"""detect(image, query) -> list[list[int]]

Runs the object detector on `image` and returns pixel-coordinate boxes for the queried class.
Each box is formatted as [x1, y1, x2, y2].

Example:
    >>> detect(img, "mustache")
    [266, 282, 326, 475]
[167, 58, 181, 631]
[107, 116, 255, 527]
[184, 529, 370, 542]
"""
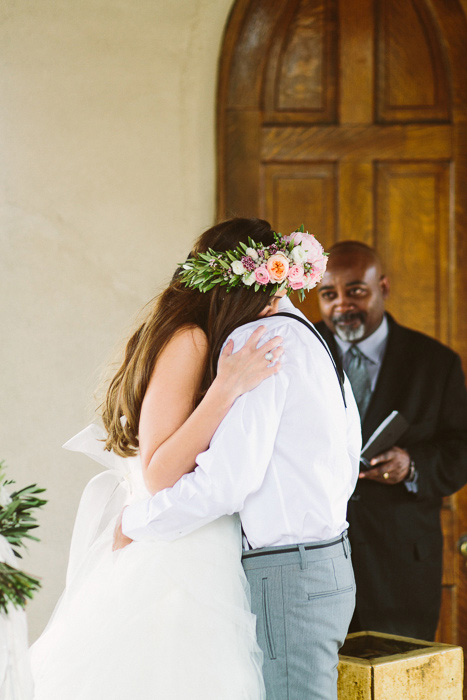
[332, 311, 366, 325]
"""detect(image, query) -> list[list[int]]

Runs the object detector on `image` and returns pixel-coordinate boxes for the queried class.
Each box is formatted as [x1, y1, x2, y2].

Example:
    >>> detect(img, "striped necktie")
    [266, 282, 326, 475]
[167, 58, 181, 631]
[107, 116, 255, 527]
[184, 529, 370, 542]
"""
[346, 345, 371, 419]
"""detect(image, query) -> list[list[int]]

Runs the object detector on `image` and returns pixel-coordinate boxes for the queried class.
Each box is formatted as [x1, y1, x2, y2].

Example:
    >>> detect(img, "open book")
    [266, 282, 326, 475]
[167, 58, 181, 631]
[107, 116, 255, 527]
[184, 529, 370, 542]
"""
[360, 411, 409, 471]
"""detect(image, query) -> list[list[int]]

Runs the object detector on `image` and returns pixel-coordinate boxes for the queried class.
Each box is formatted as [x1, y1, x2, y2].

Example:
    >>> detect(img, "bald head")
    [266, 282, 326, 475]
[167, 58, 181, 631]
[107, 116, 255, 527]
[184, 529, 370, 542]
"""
[318, 241, 389, 342]
[327, 241, 383, 275]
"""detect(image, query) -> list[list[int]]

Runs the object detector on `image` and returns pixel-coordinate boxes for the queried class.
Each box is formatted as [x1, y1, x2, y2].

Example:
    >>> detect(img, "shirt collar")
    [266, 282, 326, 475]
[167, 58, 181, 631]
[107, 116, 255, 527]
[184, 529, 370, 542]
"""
[334, 314, 389, 365]
[277, 296, 295, 312]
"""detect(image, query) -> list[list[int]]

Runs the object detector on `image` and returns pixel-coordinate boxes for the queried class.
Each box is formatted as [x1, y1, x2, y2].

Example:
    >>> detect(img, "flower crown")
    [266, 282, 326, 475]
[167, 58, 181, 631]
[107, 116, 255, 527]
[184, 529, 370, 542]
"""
[179, 226, 327, 302]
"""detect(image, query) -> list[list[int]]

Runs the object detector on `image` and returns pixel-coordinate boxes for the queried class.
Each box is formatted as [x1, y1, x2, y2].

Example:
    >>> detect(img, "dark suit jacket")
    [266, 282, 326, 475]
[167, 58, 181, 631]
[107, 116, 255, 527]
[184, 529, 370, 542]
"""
[315, 314, 467, 640]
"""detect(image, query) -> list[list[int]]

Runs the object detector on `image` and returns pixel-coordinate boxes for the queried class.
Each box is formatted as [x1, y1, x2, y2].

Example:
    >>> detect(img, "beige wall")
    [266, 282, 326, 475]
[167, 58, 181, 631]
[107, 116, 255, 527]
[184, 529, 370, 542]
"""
[0, 0, 233, 641]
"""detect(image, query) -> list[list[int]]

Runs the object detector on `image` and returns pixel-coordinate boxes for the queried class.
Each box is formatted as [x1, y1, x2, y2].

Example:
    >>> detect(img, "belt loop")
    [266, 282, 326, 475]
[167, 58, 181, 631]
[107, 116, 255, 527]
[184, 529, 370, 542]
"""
[342, 535, 349, 559]
[298, 544, 308, 570]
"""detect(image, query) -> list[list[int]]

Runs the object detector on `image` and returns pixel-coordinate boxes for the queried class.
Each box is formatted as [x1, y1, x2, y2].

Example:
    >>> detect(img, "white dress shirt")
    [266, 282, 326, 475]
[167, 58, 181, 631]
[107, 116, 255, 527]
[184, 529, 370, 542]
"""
[122, 298, 361, 548]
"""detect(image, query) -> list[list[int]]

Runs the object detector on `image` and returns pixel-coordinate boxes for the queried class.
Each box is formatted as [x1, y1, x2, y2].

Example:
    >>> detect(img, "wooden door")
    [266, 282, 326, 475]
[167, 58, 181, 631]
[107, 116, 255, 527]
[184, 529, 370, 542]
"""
[217, 0, 467, 651]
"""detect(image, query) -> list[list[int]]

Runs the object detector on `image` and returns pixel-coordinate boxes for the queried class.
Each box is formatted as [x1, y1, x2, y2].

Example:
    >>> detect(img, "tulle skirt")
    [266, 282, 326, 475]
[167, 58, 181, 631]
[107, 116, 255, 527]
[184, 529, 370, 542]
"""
[30, 514, 265, 699]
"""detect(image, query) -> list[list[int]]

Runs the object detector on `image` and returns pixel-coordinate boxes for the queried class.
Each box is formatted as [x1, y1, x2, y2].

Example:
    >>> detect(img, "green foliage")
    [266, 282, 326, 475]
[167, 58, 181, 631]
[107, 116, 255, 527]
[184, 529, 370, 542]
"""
[0, 562, 41, 615]
[0, 461, 47, 612]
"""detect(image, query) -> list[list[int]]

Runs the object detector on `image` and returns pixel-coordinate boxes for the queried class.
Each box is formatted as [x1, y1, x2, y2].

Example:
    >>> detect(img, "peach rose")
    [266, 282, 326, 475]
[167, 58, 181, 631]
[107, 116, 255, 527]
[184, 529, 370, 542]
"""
[266, 253, 289, 282]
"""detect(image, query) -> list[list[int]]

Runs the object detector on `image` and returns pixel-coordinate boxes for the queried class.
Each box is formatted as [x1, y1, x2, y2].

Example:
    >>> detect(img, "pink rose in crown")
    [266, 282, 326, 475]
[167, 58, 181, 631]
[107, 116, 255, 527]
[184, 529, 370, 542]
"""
[288, 231, 305, 246]
[267, 253, 289, 282]
[312, 255, 328, 275]
[255, 265, 270, 285]
[288, 264, 304, 284]
[290, 279, 305, 290]
[300, 233, 325, 263]
[303, 267, 325, 289]
[302, 272, 316, 290]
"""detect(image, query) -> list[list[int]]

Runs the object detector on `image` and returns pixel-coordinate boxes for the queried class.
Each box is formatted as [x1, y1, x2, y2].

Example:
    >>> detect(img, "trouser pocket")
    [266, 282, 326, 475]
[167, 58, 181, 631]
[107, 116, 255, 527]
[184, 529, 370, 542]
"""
[262, 577, 276, 660]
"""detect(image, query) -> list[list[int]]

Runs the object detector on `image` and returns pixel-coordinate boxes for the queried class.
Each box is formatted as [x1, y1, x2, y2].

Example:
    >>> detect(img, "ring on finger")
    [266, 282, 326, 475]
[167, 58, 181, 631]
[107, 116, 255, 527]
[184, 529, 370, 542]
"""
[383, 472, 389, 480]
[264, 352, 274, 361]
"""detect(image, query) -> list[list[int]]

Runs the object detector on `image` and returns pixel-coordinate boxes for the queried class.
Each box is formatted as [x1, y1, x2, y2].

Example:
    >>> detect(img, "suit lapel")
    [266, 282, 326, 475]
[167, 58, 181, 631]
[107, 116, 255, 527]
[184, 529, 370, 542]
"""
[361, 316, 412, 443]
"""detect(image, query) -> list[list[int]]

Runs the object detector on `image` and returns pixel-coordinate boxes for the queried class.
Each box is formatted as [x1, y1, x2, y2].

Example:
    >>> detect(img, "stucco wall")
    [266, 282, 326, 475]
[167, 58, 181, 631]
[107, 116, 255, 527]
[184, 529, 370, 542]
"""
[0, 0, 233, 641]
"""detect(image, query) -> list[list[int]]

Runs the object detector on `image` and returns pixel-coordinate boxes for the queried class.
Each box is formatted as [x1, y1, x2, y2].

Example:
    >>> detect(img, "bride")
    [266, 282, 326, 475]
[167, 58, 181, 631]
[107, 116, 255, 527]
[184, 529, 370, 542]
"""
[30, 218, 286, 699]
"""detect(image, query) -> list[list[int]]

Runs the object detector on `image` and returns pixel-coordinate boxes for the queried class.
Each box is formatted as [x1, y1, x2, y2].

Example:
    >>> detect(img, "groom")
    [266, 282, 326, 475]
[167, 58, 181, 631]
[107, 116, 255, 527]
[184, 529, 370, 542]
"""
[115, 295, 361, 700]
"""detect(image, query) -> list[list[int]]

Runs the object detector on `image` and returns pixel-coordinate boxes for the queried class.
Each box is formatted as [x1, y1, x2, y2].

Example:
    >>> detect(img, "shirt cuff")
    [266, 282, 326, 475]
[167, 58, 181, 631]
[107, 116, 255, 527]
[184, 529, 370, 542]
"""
[121, 500, 154, 541]
[404, 467, 419, 494]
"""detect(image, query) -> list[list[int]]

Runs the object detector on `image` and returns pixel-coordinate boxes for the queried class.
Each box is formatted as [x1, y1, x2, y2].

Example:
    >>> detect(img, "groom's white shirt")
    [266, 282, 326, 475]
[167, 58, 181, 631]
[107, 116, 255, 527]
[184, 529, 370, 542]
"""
[122, 298, 361, 548]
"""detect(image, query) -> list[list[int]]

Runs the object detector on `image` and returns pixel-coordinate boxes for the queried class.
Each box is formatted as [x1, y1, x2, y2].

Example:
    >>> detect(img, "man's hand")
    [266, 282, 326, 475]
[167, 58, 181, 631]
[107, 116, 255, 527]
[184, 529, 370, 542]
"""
[112, 509, 133, 551]
[359, 446, 410, 484]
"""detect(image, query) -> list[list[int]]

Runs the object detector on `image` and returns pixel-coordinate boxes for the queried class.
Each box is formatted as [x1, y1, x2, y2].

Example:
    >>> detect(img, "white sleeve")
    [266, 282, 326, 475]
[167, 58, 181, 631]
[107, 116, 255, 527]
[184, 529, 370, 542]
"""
[122, 369, 289, 541]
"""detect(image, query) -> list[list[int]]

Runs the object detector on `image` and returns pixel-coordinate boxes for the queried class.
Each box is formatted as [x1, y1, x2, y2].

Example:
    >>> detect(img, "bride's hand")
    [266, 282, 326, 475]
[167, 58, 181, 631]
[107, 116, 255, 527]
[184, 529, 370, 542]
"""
[216, 326, 283, 400]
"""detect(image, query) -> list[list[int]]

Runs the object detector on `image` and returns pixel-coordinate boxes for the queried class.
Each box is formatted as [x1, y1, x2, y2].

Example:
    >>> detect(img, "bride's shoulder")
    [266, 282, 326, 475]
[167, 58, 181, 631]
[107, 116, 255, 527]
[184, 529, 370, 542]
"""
[157, 325, 208, 372]
[171, 324, 208, 352]
[145, 326, 208, 399]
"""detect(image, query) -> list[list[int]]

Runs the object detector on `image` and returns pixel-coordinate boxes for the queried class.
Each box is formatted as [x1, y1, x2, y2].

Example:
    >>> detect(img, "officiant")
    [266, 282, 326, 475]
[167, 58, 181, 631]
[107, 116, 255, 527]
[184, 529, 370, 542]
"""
[315, 240, 467, 641]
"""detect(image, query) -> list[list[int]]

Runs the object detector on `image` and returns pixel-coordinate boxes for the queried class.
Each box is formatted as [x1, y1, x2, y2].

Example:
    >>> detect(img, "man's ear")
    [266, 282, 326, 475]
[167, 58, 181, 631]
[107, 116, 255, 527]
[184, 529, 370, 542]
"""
[380, 275, 390, 300]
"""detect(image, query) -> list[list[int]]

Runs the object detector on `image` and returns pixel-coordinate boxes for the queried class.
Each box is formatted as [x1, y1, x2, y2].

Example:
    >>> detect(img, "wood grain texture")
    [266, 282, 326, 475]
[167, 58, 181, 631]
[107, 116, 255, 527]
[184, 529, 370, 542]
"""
[225, 0, 285, 110]
[278, 0, 327, 112]
[261, 161, 338, 321]
[376, 0, 450, 122]
[339, 0, 374, 123]
[441, 501, 457, 587]
[436, 586, 457, 645]
[280, 0, 337, 118]
[221, 111, 263, 218]
[262, 162, 337, 244]
[261, 0, 338, 123]
[375, 160, 451, 342]
[338, 161, 374, 244]
[261, 124, 452, 161]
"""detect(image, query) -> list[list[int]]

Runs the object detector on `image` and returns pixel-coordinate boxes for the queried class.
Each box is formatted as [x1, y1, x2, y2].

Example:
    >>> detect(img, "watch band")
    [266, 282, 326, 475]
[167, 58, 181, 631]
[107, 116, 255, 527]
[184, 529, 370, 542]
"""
[405, 458, 416, 482]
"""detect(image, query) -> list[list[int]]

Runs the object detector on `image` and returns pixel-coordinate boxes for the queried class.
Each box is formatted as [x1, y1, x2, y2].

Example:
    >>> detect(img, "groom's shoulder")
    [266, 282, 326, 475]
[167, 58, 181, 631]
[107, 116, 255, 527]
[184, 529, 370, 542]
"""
[227, 311, 311, 352]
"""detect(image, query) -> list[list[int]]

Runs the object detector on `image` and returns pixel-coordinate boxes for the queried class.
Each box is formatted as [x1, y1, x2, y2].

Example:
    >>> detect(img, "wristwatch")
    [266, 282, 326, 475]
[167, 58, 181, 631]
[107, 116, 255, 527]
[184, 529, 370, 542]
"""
[405, 458, 417, 483]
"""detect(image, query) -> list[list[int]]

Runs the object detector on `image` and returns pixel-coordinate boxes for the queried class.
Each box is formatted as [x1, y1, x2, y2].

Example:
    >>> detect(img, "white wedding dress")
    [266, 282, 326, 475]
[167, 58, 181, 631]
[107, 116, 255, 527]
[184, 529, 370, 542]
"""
[30, 425, 265, 699]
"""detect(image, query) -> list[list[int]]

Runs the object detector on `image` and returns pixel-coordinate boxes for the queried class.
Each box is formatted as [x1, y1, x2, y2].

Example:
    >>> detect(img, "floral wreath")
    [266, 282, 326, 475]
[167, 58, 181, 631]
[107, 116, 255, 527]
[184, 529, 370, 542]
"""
[179, 225, 327, 302]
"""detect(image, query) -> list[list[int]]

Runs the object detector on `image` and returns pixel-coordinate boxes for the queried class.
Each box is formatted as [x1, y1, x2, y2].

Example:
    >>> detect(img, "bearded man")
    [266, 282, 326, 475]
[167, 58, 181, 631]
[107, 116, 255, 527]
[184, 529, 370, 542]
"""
[316, 240, 467, 641]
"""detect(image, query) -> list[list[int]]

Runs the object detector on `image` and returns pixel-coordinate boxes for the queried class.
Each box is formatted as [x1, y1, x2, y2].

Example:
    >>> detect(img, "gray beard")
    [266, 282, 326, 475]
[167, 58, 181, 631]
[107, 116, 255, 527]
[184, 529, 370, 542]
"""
[334, 324, 366, 342]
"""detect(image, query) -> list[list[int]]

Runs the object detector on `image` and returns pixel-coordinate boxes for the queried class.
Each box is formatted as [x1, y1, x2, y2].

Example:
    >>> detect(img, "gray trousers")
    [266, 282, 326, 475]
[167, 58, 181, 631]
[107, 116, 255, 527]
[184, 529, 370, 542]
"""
[242, 533, 355, 700]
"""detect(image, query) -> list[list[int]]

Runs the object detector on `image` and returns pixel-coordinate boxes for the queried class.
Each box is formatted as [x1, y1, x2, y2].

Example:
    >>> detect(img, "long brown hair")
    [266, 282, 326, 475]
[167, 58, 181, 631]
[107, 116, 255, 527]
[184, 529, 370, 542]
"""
[102, 218, 276, 456]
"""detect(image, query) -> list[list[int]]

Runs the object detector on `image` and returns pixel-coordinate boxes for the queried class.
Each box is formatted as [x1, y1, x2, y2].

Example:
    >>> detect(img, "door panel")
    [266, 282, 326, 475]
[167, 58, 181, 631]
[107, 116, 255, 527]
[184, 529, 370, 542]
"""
[375, 160, 452, 340]
[376, 0, 450, 122]
[262, 163, 337, 246]
[262, 162, 338, 320]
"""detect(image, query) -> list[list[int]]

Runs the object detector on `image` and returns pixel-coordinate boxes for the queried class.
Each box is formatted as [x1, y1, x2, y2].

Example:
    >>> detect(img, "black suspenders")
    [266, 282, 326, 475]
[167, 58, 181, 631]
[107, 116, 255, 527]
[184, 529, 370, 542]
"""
[273, 311, 347, 408]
